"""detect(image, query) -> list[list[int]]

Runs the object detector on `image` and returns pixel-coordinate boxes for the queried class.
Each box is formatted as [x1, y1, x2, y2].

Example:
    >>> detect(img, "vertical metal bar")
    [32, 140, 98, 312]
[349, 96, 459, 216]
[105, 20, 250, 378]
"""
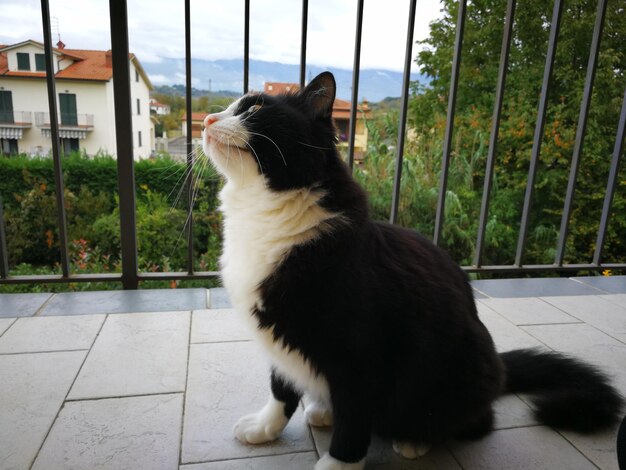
[389, 0, 418, 224]
[185, 0, 194, 274]
[514, 0, 564, 266]
[0, 197, 9, 278]
[244, 0, 250, 94]
[432, 0, 467, 244]
[474, 0, 516, 267]
[347, 0, 364, 170]
[555, 0, 607, 266]
[41, 0, 70, 278]
[300, 0, 308, 88]
[109, 0, 139, 289]
[593, 87, 626, 265]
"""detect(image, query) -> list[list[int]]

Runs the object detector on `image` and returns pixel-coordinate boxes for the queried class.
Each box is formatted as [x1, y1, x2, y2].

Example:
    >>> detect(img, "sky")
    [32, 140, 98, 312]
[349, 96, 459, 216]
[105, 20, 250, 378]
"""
[1, 0, 443, 76]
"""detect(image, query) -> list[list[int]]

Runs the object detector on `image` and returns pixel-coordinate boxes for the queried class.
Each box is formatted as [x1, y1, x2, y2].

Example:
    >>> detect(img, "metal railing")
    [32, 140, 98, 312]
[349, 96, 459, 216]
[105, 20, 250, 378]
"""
[0, 0, 624, 289]
[35, 112, 94, 129]
[0, 111, 32, 126]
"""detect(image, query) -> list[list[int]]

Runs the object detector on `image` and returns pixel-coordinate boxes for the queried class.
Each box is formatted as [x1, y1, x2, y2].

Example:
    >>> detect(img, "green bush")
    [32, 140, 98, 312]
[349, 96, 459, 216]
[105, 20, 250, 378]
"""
[1, 152, 224, 290]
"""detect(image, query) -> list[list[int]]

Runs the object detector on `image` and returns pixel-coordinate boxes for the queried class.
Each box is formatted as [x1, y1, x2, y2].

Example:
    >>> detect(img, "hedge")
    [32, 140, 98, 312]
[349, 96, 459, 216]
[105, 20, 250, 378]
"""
[0, 152, 221, 211]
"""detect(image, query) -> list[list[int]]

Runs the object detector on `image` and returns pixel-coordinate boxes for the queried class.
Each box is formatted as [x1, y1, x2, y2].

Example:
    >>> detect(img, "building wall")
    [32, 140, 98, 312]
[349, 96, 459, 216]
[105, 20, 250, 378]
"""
[0, 60, 153, 159]
[5, 44, 60, 73]
[0, 77, 116, 156]
[130, 60, 152, 159]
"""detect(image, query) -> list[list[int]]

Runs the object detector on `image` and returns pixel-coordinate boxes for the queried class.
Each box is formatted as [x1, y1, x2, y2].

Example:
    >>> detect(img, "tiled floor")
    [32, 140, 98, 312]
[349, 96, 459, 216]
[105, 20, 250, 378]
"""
[0, 276, 625, 469]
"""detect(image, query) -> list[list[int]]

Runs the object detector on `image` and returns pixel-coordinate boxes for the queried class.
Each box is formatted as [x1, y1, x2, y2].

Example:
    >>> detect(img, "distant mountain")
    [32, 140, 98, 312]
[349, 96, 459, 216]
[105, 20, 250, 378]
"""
[152, 84, 240, 99]
[143, 58, 428, 102]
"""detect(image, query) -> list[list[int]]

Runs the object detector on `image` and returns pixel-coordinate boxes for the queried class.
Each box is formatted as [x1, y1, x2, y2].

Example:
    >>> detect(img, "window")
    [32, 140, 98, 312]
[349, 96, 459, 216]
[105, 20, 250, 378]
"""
[17, 53, 30, 71]
[35, 53, 46, 71]
[0, 91, 14, 124]
[1, 138, 19, 156]
[135, 69, 139, 82]
[137, 99, 141, 115]
[138, 131, 142, 147]
[59, 93, 78, 126]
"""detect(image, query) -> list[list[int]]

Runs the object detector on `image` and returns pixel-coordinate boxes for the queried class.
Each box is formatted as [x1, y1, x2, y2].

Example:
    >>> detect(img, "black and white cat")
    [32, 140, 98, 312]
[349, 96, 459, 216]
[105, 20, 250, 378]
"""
[202, 72, 623, 470]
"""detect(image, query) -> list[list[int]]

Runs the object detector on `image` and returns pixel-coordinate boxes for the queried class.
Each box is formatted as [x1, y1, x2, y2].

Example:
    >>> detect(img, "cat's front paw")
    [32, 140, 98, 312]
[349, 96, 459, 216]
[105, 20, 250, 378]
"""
[233, 397, 289, 444]
[315, 453, 365, 470]
[392, 440, 431, 459]
[305, 401, 333, 427]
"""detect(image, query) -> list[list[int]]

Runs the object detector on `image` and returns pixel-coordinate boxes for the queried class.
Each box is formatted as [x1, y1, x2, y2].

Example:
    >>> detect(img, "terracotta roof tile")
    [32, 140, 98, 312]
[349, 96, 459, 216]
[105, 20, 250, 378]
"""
[182, 112, 209, 121]
[0, 41, 144, 84]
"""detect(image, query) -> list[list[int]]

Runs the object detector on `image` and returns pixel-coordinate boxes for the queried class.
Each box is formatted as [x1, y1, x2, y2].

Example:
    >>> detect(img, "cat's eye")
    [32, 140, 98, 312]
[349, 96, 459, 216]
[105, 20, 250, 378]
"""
[248, 104, 262, 113]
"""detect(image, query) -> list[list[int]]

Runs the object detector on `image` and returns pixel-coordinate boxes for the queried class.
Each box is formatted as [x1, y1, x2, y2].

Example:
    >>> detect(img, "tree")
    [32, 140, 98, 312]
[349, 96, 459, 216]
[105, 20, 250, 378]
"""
[408, 0, 626, 267]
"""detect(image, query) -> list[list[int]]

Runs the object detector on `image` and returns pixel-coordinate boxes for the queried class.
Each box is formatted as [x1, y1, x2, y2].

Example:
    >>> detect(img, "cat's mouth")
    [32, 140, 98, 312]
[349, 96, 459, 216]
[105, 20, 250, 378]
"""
[205, 132, 249, 153]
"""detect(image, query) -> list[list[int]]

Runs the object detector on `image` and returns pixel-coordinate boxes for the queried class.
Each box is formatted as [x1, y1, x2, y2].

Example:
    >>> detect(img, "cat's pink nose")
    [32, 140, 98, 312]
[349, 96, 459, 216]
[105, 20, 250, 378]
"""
[204, 114, 217, 128]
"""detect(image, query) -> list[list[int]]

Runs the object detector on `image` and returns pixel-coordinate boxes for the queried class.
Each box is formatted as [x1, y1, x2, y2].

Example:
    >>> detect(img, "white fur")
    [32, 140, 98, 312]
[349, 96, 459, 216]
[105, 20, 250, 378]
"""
[204, 96, 343, 403]
[305, 399, 334, 427]
[234, 394, 289, 444]
[315, 453, 365, 470]
[392, 440, 431, 459]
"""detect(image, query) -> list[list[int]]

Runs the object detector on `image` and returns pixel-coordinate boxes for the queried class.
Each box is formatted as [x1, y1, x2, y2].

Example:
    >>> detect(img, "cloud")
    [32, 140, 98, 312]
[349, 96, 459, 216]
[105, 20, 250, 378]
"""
[1, 0, 442, 73]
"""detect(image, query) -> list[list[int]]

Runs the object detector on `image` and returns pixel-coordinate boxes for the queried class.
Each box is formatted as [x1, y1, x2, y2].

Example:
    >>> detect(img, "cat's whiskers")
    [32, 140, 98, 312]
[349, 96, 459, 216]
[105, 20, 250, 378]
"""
[168, 147, 206, 214]
[235, 139, 246, 180]
[246, 130, 287, 167]
[296, 141, 332, 150]
[171, 154, 209, 255]
[245, 141, 265, 177]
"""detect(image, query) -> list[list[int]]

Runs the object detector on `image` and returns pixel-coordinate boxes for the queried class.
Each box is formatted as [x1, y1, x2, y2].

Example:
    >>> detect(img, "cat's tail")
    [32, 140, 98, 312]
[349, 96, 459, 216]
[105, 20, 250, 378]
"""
[500, 348, 624, 433]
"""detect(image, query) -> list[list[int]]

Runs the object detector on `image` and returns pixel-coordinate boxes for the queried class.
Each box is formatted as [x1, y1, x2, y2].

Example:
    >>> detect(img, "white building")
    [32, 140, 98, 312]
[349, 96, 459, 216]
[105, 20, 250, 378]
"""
[149, 98, 170, 115]
[0, 39, 155, 160]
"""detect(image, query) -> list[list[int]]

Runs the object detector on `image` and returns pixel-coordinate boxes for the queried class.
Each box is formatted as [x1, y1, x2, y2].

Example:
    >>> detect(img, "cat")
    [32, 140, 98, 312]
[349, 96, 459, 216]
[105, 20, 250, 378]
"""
[201, 71, 624, 470]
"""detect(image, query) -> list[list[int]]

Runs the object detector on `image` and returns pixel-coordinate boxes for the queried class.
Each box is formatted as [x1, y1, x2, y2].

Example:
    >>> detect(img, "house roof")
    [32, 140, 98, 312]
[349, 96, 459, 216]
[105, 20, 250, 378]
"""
[263, 82, 370, 120]
[0, 40, 152, 89]
[181, 112, 209, 121]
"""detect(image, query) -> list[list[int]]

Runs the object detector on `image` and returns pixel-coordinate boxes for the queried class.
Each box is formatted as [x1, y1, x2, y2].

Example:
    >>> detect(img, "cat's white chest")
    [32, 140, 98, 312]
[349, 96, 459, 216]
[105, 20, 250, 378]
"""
[219, 181, 333, 401]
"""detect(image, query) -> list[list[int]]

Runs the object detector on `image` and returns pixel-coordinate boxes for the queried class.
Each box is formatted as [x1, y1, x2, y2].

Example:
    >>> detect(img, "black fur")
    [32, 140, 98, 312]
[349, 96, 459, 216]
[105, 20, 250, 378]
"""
[270, 368, 301, 419]
[227, 72, 624, 464]
[501, 349, 624, 432]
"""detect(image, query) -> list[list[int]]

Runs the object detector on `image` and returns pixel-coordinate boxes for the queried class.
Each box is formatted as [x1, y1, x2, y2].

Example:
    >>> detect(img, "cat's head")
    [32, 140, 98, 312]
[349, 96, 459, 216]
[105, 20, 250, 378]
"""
[202, 72, 338, 190]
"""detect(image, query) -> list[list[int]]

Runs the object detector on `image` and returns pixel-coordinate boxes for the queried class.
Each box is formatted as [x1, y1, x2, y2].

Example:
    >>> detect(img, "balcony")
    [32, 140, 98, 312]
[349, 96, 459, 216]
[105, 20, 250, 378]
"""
[34, 112, 94, 139]
[0, 111, 32, 139]
[0, 277, 625, 469]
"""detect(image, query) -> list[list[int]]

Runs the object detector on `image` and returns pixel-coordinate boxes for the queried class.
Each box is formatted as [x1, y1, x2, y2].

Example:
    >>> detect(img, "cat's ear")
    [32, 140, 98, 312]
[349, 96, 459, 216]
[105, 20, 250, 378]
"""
[302, 72, 336, 119]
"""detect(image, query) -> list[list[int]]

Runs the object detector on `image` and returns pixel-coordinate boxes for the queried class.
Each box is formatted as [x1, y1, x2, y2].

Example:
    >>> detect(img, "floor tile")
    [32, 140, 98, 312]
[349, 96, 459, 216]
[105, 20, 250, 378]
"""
[479, 298, 580, 325]
[0, 317, 16, 336]
[0, 351, 86, 470]
[521, 323, 626, 392]
[311, 428, 461, 470]
[32, 393, 183, 470]
[472, 278, 602, 298]
[561, 423, 621, 470]
[68, 311, 190, 399]
[0, 292, 53, 318]
[476, 303, 545, 352]
[180, 452, 319, 469]
[573, 276, 626, 294]
[0, 315, 105, 353]
[492, 394, 539, 430]
[41, 288, 207, 315]
[208, 287, 232, 309]
[182, 341, 314, 464]
[472, 289, 488, 299]
[191, 309, 252, 343]
[449, 426, 596, 469]
[542, 295, 626, 343]
[602, 294, 626, 309]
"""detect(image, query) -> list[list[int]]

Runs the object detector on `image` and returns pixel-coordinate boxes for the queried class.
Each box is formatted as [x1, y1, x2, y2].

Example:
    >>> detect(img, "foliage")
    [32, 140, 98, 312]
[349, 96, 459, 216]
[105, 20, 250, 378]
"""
[396, 0, 626, 268]
[0, 153, 223, 292]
